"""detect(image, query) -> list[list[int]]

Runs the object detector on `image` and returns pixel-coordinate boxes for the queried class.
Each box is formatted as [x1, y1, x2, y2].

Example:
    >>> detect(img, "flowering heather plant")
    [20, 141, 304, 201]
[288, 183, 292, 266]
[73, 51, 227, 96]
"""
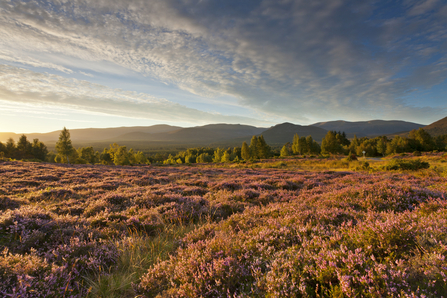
[0, 160, 446, 296]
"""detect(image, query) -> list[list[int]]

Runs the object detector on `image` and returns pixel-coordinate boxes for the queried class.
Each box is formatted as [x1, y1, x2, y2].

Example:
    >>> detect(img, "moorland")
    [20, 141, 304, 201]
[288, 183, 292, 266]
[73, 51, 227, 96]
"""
[1, 152, 447, 297]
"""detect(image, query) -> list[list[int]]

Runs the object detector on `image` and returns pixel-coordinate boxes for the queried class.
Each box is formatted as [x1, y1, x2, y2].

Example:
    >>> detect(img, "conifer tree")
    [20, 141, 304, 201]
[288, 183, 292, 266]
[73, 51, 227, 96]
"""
[298, 136, 307, 155]
[292, 134, 299, 154]
[31, 139, 48, 161]
[56, 127, 74, 163]
[241, 141, 250, 160]
[5, 138, 16, 158]
[321, 131, 342, 154]
[17, 135, 32, 159]
[257, 135, 270, 159]
[280, 144, 290, 157]
[213, 148, 224, 163]
[249, 136, 258, 159]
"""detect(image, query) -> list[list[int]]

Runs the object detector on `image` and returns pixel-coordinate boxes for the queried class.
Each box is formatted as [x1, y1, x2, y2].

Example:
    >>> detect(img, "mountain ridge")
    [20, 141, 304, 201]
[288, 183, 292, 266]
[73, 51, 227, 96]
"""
[311, 120, 424, 137]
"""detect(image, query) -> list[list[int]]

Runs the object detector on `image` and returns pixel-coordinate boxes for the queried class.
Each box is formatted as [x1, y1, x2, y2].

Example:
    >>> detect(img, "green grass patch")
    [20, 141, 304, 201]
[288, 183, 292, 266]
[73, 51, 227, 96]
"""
[84, 223, 198, 298]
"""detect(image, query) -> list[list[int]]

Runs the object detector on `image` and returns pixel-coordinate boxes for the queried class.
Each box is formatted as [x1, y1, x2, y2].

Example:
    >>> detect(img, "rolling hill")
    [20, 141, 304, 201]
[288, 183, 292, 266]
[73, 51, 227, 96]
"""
[0, 125, 182, 143]
[261, 123, 328, 144]
[0, 124, 268, 149]
[311, 120, 424, 137]
[423, 116, 447, 137]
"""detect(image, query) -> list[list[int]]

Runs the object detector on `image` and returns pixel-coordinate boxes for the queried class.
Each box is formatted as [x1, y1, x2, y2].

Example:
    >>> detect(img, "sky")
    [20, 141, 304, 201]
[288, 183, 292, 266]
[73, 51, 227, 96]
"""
[0, 0, 446, 133]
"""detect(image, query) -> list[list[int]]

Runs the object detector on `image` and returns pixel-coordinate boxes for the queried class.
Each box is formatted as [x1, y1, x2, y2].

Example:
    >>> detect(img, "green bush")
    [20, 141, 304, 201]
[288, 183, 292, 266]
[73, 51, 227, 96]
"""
[382, 159, 430, 171]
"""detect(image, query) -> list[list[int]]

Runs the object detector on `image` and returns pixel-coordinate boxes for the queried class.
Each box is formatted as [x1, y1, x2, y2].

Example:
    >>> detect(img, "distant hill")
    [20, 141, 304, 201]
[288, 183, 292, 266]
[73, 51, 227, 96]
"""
[112, 124, 267, 144]
[261, 123, 328, 144]
[0, 125, 182, 143]
[0, 124, 268, 148]
[311, 120, 424, 137]
[423, 116, 447, 137]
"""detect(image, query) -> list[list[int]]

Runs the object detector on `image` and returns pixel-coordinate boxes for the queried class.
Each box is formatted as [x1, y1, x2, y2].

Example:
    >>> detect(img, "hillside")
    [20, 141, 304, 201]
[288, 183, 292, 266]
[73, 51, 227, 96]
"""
[0, 124, 268, 150]
[0, 125, 182, 143]
[312, 120, 424, 137]
[423, 116, 447, 137]
[261, 122, 328, 144]
[110, 124, 267, 144]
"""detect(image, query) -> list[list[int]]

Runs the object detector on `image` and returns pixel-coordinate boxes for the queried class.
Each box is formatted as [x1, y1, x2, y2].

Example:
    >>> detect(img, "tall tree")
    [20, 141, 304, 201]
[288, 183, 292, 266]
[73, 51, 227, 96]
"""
[241, 141, 250, 160]
[17, 135, 32, 159]
[257, 135, 270, 159]
[292, 134, 299, 154]
[31, 139, 48, 161]
[298, 136, 307, 155]
[249, 136, 259, 159]
[280, 143, 290, 157]
[5, 138, 16, 158]
[56, 127, 74, 163]
[321, 131, 342, 155]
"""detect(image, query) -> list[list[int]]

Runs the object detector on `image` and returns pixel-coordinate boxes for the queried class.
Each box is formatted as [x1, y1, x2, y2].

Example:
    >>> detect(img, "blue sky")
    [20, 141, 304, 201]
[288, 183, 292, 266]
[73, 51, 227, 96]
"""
[0, 0, 446, 133]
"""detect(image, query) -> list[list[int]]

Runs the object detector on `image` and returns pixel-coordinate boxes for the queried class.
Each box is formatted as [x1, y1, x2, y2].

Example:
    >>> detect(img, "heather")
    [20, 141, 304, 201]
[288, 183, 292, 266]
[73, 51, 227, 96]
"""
[0, 157, 446, 297]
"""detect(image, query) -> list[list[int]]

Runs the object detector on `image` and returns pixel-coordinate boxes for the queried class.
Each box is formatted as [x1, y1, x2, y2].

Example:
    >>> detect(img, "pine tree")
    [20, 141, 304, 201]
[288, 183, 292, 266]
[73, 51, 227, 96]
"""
[56, 127, 74, 163]
[292, 134, 299, 154]
[257, 135, 270, 159]
[321, 131, 342, 155]
[280, 144, 290, 157]
[298, 137, 307, 155]
[249, 136, 259, 159]
[5, 138, 15, 158]
[241, 141, 250, 160]
[17, 135, 32, 159]
[305, 136, 313, 154]
[31, 139, 48, 161]
[213, 148, 224, 163]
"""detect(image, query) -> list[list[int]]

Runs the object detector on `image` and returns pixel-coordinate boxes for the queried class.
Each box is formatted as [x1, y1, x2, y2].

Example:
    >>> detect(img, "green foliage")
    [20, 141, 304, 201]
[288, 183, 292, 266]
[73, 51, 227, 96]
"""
[249, 136, 259, 159]
[321, 131, 343, 155]
[197, 153, 212, 163]
[280, 143, 290, 157]
[114, 146, 130, 166]
[409, 128, 435, 151]
[56, 127, 75, 163]
[292, 134, 299, 154]
[241, 142, 250, 160]
[213, 148, 225, 163]
[257, 135, 270, 159]
[77, 147, 98, 164]
[382, 159, 430, 171]
[221, 151, 231, 163]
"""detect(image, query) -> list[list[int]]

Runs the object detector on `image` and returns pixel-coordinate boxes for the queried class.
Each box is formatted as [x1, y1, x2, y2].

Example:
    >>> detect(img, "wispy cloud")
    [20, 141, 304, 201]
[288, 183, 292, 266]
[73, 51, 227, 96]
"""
[0, 0, 446, 125]
[0, 65, 272, 126]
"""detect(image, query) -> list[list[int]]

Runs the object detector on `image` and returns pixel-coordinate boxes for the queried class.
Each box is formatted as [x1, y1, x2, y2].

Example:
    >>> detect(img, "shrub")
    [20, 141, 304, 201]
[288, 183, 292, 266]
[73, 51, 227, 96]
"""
[382, 159, 430, 171]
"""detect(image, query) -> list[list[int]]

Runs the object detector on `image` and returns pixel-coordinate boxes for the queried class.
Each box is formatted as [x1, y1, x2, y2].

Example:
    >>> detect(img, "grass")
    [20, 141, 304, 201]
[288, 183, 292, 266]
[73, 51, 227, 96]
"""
[84, 222, 198, 298]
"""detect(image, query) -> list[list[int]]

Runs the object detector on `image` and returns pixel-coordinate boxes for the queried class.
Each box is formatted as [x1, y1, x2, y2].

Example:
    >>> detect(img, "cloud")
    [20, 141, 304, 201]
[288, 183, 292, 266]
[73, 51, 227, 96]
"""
[0, 0, 446, 124]
[0, 65, 272, 126]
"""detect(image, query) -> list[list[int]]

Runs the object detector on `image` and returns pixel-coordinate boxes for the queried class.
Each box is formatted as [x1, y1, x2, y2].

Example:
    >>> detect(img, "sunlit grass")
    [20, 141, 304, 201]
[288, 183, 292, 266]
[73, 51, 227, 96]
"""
[84, 223, 198, 298]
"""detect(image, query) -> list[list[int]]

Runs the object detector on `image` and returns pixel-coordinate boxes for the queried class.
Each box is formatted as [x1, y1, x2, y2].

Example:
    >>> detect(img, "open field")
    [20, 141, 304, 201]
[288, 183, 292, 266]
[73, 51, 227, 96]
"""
[1, 155, 447, 297]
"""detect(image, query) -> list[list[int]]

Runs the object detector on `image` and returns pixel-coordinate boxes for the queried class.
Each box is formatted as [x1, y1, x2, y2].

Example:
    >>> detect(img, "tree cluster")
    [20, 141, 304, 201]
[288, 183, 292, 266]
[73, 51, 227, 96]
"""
[0, 135, 48, 161]
[53, 128, 148, 166]
[161, 135, 272, 164]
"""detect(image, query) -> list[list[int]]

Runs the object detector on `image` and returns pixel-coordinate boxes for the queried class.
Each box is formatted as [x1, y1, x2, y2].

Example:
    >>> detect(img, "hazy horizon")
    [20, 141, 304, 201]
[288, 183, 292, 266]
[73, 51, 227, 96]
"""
[1, 1, 446, 133]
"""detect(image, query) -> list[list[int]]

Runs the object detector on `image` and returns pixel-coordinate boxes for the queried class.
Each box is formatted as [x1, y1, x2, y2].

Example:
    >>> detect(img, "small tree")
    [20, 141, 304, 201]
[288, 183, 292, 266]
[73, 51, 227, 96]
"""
[56, 127, 74, 163]
[280, 143, 290, 157]
[114, 146, 130, 166]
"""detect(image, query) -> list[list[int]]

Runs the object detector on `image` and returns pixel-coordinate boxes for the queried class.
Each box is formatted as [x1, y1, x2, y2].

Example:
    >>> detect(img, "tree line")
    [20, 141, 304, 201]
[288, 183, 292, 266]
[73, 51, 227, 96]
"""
[0, 127, 149, 166]
[1, 127, 446, 165]
[279, 128, 447, 157]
